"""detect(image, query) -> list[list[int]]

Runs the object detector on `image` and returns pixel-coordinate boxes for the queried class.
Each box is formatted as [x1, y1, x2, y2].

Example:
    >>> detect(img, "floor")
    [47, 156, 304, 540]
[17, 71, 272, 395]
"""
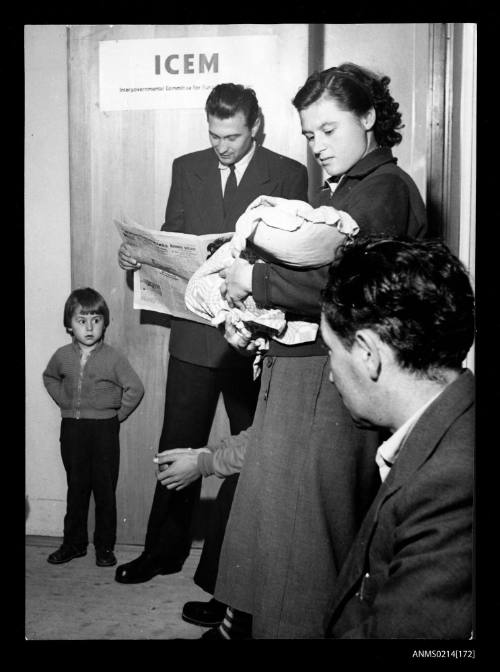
[25, 535, 213, 640]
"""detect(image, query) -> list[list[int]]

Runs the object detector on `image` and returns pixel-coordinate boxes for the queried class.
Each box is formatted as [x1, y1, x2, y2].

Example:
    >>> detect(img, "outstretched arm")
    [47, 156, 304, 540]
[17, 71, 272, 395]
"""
[154, 449, 206, 490]
[154, 429, 253, 489]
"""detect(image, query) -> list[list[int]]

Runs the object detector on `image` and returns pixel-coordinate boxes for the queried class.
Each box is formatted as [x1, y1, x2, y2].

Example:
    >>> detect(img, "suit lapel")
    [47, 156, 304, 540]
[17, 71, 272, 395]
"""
[382, 370, 474, 492]
[329, 481, 391, 613]
[186, 145, 282, 232]
[328, 370, 475, 622]
[187, 149, 225, 233]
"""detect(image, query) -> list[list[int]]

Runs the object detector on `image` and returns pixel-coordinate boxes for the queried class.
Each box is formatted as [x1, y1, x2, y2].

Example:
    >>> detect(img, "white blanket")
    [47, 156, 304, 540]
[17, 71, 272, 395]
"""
[184, 196, 359, 366]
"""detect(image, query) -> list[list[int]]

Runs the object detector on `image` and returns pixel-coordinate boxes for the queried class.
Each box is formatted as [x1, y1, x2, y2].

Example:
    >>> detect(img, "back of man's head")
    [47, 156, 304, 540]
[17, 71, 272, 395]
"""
[205, 83, 260, 129]
[322, 237, 475, 376]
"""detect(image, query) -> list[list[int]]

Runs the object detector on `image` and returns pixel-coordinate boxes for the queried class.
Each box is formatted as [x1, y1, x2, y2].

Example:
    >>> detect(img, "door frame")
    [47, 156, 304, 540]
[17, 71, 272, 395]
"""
[427, 22, 476, 269]
[427, 22, 476, 370]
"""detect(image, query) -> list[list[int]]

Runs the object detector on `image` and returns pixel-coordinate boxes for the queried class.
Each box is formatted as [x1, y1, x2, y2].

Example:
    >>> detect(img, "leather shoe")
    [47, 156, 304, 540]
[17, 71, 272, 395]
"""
[47, 544, 87, 564]
[115, 552, 182, 584]
[182, 598, 227, 627]
[96, 548, 117, 567]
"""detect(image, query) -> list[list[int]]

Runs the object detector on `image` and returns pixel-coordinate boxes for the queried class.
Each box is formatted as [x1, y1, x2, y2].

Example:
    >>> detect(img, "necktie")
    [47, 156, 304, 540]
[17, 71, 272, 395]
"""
[223, 164, 237, 214]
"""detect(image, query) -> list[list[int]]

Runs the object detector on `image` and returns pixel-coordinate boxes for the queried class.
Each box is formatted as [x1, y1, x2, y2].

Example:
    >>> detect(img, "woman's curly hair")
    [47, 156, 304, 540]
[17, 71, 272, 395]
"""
[292, 62, 404, 147]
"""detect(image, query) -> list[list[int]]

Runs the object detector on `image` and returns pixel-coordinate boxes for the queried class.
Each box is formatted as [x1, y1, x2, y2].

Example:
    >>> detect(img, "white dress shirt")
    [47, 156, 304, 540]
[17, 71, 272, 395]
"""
[375, 391, 442, 482]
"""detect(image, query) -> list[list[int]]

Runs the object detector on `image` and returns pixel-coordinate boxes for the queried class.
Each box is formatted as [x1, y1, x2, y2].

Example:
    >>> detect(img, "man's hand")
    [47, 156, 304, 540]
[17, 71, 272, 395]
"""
[118, 243, 141, 271]
[219, 258, 253, 308]
[153, 448, 209, 490]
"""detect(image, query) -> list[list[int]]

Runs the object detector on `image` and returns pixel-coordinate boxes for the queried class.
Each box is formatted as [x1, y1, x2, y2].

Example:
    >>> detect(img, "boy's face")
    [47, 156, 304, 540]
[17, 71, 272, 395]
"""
[70, 306, 105, 350]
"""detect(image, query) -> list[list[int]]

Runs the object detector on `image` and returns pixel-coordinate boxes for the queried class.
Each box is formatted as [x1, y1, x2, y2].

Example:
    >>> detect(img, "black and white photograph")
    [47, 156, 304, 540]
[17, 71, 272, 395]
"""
[25, 22, 480, 653]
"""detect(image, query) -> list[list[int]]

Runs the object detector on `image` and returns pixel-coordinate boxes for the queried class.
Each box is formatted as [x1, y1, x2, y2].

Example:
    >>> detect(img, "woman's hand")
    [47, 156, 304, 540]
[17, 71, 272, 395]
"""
[246, 194, 281, 210]
[223, 315, 259, 356]
[153, 448, 209, 490]
[118, 243, 141, 271]
[219, 258, 253, 308]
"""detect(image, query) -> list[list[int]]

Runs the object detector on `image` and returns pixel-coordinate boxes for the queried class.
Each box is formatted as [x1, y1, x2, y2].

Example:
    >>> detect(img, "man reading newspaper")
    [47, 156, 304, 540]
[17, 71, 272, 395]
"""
[115, 82, 308, 632]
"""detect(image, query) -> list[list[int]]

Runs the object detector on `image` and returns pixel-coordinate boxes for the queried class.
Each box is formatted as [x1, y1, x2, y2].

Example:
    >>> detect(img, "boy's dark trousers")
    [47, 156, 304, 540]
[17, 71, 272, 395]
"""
[60, 416, 120, 550]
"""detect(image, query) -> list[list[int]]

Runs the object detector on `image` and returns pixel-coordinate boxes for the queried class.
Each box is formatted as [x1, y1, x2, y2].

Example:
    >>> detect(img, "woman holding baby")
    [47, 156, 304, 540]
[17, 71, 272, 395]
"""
[158, 62, 427, 639]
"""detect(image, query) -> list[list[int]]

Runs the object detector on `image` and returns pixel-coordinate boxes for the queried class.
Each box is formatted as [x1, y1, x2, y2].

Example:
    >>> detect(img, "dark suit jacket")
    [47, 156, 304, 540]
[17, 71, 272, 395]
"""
[327, 370, 474, 639]
[161, 145, 308, 368]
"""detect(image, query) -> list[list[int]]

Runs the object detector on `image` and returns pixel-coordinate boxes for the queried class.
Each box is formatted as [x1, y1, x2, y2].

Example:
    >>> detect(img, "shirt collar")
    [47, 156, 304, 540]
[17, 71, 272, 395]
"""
[321, 147, 397, 192]
[218, 140, 257, 175]
[375, 390, 442, 482]
[323, 174, 345, 193]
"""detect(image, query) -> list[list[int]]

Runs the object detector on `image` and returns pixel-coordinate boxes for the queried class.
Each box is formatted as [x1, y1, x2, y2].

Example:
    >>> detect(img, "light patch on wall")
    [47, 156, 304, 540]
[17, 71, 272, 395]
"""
[99, 35, 279, 111]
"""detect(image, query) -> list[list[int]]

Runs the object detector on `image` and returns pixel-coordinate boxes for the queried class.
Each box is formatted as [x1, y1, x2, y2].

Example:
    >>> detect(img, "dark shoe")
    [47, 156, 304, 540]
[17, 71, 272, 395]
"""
[182, 598, 227, 627]
[200, 627, 226, 639]
[114, 552, 182, 584]
[96, 548, 117, 567]
[47, 544, 87, 564]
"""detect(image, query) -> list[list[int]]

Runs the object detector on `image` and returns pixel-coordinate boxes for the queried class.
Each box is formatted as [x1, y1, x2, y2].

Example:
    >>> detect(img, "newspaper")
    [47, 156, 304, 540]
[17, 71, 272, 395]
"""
[115, 218, 232, 322]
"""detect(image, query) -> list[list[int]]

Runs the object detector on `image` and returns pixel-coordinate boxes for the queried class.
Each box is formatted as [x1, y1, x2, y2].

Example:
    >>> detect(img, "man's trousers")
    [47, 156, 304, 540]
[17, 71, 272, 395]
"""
[143, 356, 259, 588]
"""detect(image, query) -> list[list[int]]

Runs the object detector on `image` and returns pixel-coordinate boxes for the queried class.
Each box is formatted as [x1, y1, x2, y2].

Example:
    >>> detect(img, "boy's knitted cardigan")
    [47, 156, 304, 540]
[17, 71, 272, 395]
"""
[43, 340, 144, 421]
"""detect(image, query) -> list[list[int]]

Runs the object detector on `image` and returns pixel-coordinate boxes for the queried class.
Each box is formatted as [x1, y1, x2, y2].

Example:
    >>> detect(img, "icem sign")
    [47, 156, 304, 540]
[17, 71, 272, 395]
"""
[99, 36, 278, 111]
[154, 53, 219, 75]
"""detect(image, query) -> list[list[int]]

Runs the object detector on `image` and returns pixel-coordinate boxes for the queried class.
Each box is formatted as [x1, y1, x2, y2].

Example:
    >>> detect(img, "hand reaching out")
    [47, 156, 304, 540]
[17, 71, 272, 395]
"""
[153, 448, 211, 490]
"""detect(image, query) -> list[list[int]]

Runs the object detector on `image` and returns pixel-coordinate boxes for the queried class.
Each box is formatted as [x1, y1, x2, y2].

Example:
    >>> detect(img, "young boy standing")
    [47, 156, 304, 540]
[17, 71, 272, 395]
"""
[43, 288, 144, 567]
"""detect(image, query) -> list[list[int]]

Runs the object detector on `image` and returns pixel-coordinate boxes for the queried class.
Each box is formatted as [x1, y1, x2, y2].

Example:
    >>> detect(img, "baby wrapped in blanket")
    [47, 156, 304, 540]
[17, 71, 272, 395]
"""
[185, 195, 359, 363]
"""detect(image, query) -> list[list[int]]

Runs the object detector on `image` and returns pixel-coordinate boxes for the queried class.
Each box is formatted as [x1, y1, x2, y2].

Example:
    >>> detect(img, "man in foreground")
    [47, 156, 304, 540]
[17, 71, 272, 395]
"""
[320, 236, 474, 639]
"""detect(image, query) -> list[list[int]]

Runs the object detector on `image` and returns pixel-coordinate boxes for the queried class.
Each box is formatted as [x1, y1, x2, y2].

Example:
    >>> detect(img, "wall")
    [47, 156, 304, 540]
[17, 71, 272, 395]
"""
[322, 23, 429, 198]
[25, 23, 311, 543]
[25, 25, 72, 535]
[67, 23, 310, 543]
[451, 23, 477, 280]
[453, 23, 477, 371]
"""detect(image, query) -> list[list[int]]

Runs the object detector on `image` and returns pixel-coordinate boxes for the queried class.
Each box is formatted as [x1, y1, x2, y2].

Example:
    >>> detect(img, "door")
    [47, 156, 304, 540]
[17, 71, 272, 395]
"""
[67, 23, 310, 543]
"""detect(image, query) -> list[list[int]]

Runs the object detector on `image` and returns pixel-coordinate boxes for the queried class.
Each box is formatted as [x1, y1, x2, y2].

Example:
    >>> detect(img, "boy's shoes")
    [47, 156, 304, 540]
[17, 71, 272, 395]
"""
[96, 548, 117, 567]
[47, 544, 87, 564]
[182, 598, 227, 627]
[115, 552, 182, 583]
